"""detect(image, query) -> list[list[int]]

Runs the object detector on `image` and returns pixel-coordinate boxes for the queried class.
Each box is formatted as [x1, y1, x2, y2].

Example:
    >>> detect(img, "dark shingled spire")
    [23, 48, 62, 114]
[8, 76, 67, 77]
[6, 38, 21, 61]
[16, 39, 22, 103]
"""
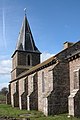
[16, 15, 41, 53]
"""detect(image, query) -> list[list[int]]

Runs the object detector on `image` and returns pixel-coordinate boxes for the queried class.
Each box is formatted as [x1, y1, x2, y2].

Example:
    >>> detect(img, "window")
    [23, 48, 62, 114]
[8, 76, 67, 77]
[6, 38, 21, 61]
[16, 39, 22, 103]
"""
[24, 78, 28, 94]
[14, 83, 16, 93]
[16, 81, 19, 93]
[74, 69, 80, 89]
[42, 72, 45, 92]
[26, 54, 32, 66]
[27, 54, 30, 66]
[33, 73, 37, 91]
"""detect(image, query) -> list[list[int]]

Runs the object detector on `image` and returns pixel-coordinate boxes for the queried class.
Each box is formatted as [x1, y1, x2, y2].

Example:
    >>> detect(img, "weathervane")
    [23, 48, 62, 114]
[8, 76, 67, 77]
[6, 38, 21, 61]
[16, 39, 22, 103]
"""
[24, 8, 26, 16]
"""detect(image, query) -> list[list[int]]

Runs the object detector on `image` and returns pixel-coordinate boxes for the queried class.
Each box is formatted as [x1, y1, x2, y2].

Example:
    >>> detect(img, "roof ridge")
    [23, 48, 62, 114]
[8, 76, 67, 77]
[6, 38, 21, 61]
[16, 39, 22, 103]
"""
[15, 15, 41, 53]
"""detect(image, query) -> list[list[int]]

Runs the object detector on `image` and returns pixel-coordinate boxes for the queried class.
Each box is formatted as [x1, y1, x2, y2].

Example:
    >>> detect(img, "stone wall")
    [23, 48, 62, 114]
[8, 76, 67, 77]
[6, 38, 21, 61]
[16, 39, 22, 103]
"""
[38, 65, 55, 115]
[31, 53, 40, 66]
[18, 77, 26, 109]
[11, 52, 18, 81]
[27, 74, 34, 110]
[11, 69, 17, 80]
[21, 77, 28, 109]
[74, 91, 80, 116]
[69, 58, 80, 93]
[29, 73, 38, 110]
[13, 81, 19, 107]
[6, 84, 11, 104]
[8, 41, 80, 116]
[48, 62, 70, 115]
[12, 52, 18, 70]
[17, 51, 40, 67]
[68, 57, 80, 117]
[11, 51, 40, 80]
[11, 81, 17, 107]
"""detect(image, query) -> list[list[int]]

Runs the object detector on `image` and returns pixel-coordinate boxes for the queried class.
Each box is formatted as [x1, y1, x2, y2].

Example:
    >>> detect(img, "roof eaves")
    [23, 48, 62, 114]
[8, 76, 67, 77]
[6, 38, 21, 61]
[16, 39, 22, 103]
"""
[10, 56, 57, 83]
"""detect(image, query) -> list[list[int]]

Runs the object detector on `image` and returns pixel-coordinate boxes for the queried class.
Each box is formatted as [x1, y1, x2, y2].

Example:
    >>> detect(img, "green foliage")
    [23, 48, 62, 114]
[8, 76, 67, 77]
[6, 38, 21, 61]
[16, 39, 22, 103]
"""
[0, 94, 6, 101]
[0, 88, 8, 103]
[0, 104, 80, 120]
[0, 87, 8, 95]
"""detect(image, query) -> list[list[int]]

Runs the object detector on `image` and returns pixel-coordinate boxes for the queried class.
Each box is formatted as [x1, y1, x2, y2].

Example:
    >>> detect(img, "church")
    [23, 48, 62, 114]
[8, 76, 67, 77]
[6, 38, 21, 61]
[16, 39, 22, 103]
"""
[7, 14, 80, 117]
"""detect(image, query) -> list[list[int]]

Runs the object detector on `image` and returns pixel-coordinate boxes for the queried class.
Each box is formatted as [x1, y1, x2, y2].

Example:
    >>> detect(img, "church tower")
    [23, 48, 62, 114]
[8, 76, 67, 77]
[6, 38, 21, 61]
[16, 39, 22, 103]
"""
[11, 14, 41, 80]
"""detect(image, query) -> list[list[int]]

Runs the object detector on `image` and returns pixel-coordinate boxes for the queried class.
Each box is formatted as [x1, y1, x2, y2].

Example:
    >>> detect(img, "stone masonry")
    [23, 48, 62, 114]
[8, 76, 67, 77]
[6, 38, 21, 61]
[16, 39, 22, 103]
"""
[7, 14, 80, 117]
[68, 55, 80, 117]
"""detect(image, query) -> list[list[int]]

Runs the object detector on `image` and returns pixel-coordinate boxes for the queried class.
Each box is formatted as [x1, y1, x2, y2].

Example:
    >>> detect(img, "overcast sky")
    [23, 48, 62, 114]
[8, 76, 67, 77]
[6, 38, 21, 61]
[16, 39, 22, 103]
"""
[0, 0, 80, 89]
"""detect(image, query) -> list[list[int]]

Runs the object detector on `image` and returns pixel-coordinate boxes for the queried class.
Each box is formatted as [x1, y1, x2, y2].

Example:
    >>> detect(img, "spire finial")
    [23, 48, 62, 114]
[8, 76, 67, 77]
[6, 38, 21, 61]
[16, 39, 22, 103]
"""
[24, 8, 26, 16]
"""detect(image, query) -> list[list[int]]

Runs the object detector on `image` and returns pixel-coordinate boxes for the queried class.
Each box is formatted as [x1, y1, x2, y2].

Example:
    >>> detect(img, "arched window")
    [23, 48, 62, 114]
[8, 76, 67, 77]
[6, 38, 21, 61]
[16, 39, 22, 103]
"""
[24, 78, 28, 93]
[74, 69, 80, 89]
[42, 71, 45, 92]
[28, 54, 30, 66]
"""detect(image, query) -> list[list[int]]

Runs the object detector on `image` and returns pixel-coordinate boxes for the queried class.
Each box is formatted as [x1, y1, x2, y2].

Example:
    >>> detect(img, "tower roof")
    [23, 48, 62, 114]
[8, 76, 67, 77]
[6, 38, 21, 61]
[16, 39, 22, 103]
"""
[16, 15, 41, 53]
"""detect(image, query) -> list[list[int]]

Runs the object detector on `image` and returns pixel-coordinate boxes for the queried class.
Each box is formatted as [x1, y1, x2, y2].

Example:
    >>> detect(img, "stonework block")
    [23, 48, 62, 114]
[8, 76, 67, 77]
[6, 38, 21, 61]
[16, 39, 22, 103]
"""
[6, 84, 11, 104]
[19, 77, 26, 109]
[9, 33, 80, 118]
[11, 82, 16, 107]
[27, 73, 38, 110]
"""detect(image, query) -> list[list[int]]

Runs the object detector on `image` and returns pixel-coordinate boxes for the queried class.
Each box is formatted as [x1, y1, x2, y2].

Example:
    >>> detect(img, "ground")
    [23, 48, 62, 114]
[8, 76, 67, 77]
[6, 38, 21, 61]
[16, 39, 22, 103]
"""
[0, 104, 79, 120]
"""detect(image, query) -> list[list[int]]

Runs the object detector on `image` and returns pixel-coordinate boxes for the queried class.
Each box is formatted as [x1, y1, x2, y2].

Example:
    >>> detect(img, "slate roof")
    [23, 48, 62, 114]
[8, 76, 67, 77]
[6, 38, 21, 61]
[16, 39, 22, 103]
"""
[10, 41, 80, 83]
[10, 56, 57, 83]
[16, 15, 41, 53]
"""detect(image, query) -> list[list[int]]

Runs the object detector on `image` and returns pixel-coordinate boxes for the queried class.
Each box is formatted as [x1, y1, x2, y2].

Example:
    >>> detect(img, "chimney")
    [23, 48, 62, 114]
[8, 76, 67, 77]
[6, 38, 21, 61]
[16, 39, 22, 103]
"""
[63, 41, 74, 49]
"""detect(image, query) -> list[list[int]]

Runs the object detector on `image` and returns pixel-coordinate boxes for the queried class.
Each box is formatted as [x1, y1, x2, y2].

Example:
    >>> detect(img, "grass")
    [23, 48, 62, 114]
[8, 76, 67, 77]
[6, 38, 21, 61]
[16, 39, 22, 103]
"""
[31, 114, 80, 120]
[0, 104, 80, 120]
[0, 104, 43, 118]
